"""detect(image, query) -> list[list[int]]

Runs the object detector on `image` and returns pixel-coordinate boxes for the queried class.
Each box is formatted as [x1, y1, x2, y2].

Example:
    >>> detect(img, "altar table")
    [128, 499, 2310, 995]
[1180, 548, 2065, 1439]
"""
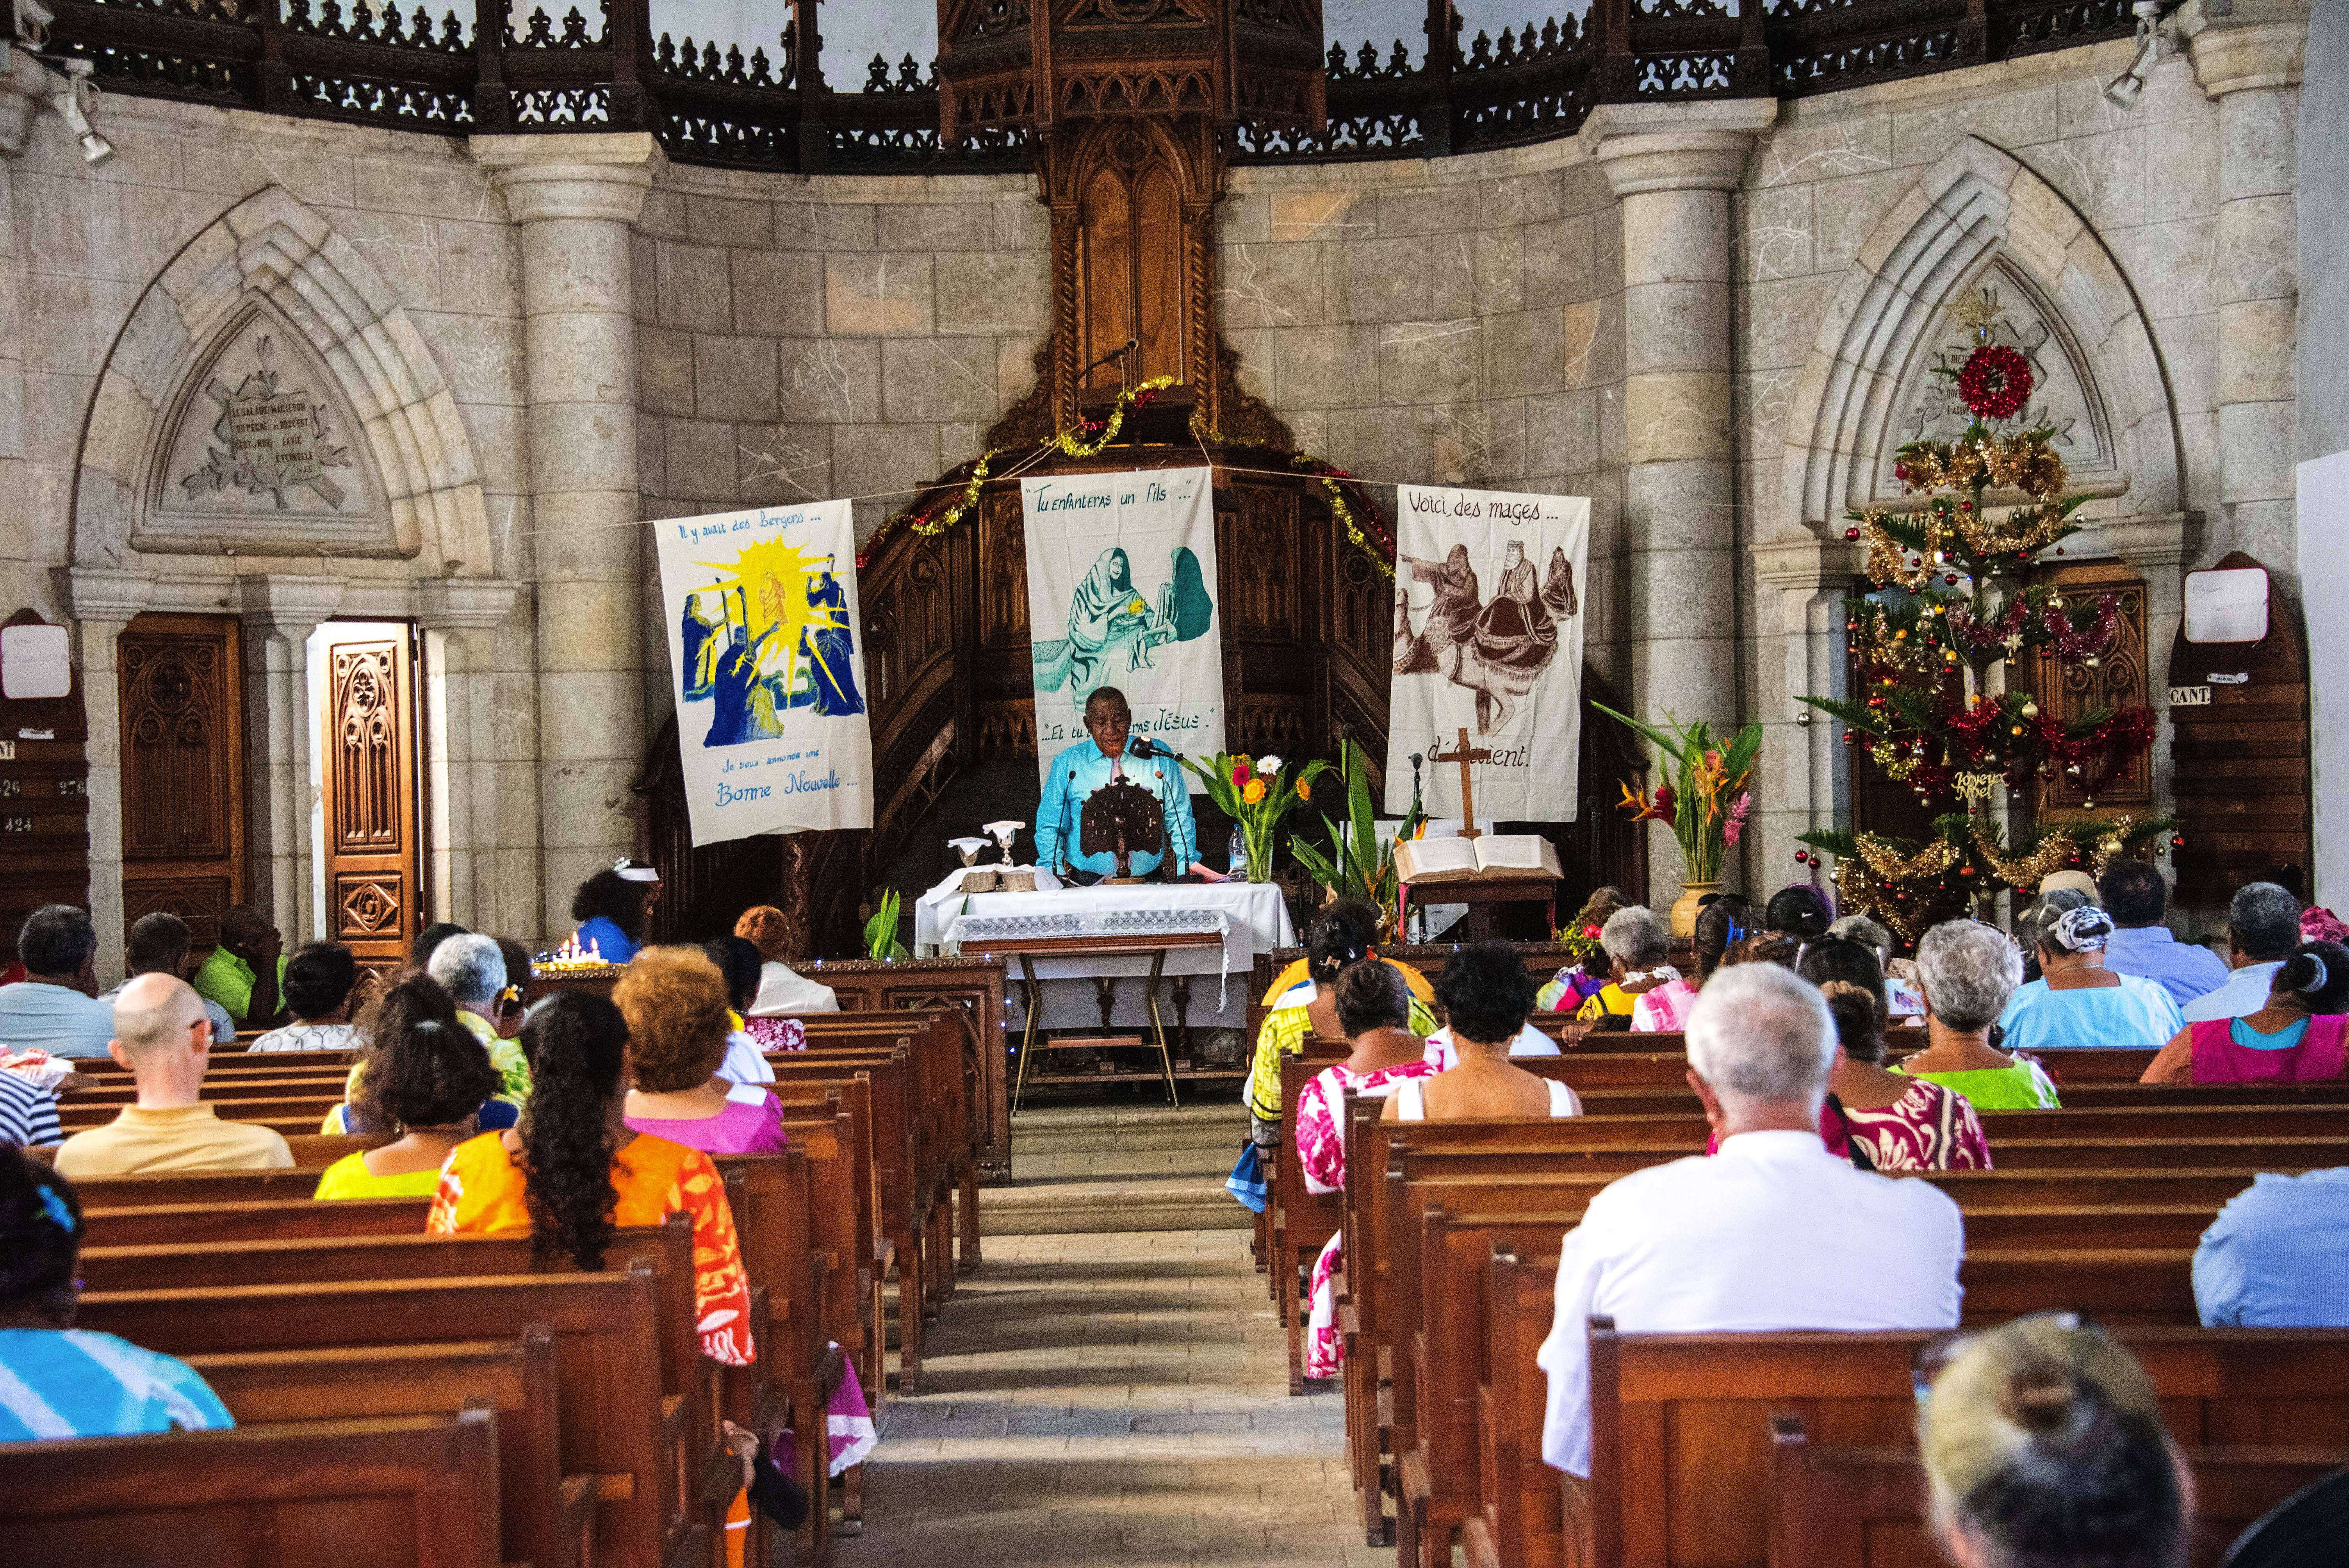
[912, 870, 1296, 1035]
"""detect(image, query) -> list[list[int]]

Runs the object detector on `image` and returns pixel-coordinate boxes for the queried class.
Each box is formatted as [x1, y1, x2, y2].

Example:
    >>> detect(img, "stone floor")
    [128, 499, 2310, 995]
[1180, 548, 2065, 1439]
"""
[838, 1228, 1381, 1566]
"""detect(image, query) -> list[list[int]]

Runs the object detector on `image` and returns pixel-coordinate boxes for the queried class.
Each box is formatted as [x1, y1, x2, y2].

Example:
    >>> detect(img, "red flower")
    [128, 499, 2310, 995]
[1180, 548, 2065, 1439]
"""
[1956, 344, 2034, 421]
[1231, 758, 1253, 787]
[1652, 784, 1677, 827]
[1581, 923, 1602, 939]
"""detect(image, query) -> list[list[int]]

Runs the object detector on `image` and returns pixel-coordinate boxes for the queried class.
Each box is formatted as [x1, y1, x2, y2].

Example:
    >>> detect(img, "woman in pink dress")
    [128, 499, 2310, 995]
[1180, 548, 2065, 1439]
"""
[1797, 937, 1989, 1172]
[1297, 960, 1436, 1380]
[614, 948, 877, 1490]
[2140, 940, 2349, 1084]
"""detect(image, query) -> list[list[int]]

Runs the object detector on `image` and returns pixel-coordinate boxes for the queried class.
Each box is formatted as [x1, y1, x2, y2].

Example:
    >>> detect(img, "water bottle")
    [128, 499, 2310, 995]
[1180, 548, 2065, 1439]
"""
[1229, 824, 1247, 881]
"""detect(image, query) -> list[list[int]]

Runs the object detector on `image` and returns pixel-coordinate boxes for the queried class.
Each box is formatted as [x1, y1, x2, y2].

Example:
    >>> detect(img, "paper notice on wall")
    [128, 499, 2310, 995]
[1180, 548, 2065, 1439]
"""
[656, 500, 875, 846]
[1020, 466, 1225, 789]
[1383, 483, 1590, 821]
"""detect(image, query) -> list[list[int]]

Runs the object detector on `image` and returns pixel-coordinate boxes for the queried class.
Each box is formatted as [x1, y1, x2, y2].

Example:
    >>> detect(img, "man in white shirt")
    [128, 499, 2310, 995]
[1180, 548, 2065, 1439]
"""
[2181, 882, 2301, 1023]
[1535, 963, 1964, 1477]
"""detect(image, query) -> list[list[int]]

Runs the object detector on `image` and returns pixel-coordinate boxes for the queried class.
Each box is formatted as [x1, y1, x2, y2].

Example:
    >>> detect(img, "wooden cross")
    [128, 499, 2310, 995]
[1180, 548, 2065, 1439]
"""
[1429, 726, 1492, 839]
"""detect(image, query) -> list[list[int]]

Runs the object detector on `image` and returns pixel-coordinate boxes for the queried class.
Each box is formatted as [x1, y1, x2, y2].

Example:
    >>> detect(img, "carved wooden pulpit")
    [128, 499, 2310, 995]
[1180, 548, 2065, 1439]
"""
[1079, 775, 1166, 882]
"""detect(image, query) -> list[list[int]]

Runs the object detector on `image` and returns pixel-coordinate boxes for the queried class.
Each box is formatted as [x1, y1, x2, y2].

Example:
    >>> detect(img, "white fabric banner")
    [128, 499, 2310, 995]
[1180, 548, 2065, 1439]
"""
[1021, 466, 1224, 789]
[1383, 483, 1590, 821]
[656, 500, 875, 845]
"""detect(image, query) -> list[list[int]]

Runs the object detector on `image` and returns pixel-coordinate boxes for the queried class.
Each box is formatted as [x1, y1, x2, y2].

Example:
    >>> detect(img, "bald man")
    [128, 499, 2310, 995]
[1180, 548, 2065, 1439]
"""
[53, 974, 293, 1179]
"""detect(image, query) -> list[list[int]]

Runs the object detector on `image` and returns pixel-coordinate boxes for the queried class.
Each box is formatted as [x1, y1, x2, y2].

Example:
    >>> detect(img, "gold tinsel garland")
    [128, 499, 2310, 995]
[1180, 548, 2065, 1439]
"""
[1966, 817, 2142, 887]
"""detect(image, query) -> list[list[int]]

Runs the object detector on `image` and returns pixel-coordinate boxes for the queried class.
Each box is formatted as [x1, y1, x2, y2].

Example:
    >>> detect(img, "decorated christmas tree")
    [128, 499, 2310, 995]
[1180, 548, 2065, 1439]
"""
[1797, 291, 2169, 942]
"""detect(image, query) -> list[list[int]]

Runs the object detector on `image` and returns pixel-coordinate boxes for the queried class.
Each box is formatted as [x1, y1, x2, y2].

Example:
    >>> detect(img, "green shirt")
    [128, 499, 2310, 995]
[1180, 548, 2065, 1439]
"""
[460, 1010, 534, 1104]
[191, 947, 287, 1025]
[1898, 1060, 2061, 1110]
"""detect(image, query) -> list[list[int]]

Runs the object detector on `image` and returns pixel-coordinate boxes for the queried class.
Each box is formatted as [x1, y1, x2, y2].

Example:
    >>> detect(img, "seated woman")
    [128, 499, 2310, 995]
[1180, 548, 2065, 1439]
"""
[426, 990, 756, 1367]
[734, 905, 838, 1042]
[569, 861, 658, 964]
[1296, 960, 1436, 1380]
[1919, 1315, 2185, 1568]
[1618, 907, 1699, 1032]
[1798, 937, 1989, 1172]
[1259, 897, 1433, 1012]
[321, 974, 518, 1138]
[315, 976, 502, 1199]
[1998, 895, 2182, 1053]
[0, 1145, 235, 1438]
[247, 941, 362, 1052]
[1829, 912, 1924, 1024]
[1898, 920, 2061, 1109]
[1567, 905, 1682, 1029]
[2141, 939, 2349, 1084]
[1249, 903, 1435, 1146]
[1536, 887, 1628, 1012]
[702, 936, 785, 1082]
[617, 947, 788, 1156]
[1764, 884, 1834, 945]
[1390, 941, 1583, 1122]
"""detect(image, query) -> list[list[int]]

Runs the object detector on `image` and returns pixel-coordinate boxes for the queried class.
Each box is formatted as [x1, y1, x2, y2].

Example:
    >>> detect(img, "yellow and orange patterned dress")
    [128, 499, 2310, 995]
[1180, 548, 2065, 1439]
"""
[426, 1130, 756, 1367]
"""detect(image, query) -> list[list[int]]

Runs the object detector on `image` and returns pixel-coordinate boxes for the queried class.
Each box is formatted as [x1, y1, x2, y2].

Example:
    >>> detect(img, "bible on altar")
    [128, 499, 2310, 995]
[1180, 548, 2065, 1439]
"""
[1391, 834, 1561, 882]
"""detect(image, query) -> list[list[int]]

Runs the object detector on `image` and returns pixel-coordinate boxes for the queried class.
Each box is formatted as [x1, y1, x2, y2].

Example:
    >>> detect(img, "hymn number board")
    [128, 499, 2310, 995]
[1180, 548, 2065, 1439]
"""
[0, 610, 91, 967]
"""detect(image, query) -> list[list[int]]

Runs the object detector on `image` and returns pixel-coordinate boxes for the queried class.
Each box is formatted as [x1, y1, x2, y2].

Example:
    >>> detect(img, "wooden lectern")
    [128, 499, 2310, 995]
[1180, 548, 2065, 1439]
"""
[1080, 777, 1165, 884]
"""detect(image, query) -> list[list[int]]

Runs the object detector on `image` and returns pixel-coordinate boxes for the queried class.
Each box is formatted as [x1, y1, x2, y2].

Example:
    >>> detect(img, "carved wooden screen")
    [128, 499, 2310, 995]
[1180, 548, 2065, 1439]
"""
[319, 624, 419, 978]
[118, 614, 245, 950]
[1077, 125, 1190, 399]
[2026, 559, 2151, 817]
[0, 609, 91, 965]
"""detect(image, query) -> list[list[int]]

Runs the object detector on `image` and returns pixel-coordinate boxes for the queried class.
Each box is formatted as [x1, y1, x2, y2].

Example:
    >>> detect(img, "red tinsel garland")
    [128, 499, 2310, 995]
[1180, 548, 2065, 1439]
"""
[1957, 344, 2034, 421]
[2040, 593, 2120, 660]
[1945, 595, 2031, 653]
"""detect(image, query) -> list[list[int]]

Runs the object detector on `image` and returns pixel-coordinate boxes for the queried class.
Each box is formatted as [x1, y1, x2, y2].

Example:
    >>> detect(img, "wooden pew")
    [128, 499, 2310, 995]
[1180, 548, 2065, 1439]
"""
[190, 1331, 594, 1568]
[1765, 1415, 2349, 1568]
[798, 952, 1012, 1189]
[770, 1069, 904, 1393]
[82, 1195, 433, 1243]
[1273, 1051, 1349, 1393]
[74, 1259, 712, 1568]
[804, 1005, 984, 1276]
[0, 1411, 504, 1568]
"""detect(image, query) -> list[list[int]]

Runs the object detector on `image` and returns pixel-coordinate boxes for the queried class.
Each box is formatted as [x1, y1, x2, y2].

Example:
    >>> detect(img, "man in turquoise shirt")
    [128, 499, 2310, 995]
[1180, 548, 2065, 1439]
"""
[1034, 687, 1221, 882]
[191, 905, 287, 1033]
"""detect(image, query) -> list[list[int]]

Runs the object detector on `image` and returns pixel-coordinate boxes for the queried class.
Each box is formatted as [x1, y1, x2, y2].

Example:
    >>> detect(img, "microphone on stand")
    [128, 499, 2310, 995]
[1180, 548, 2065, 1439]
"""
[1126, 736, 1187, 762]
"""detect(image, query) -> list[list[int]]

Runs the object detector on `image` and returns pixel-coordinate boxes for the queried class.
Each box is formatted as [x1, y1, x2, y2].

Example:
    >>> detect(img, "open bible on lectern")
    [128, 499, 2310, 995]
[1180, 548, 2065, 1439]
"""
[1392, 834, 1561, 882]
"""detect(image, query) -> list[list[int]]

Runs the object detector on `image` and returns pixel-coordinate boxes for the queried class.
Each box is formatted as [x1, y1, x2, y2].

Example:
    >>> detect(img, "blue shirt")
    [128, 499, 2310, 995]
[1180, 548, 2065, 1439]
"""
[1996, 973, 2182, 1052]
[0, 981, 119, 1058]
[571, 916, 640, 964]
[1034, 739, 1198, 878]
[2194, 1167, 2349, 1327]
[0, 1329, 235, 1440]
[2103, 925, 2229, 1009]
[2181, 960, 2286, 1023]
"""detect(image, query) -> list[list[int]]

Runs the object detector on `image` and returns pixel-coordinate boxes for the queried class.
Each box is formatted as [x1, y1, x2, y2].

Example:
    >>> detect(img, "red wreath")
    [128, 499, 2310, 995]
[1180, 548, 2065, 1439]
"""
[1956, 344, 2034, 421]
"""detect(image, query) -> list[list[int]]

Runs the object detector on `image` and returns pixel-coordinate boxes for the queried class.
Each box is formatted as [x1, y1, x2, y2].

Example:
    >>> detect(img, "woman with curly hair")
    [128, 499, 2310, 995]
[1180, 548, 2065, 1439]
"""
[569, 861, 659, 964]
[314, 975, 503, 1199]
[733, 904, 838, 1023]
[426, 989, 756, 1367]
[617, 948, 788, 1155]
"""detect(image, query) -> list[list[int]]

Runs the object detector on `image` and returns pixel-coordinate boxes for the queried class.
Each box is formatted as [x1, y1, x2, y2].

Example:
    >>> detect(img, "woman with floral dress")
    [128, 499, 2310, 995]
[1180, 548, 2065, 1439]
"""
[1797, 937, 1990, 1171]
[1296, 960, 1435, 1380]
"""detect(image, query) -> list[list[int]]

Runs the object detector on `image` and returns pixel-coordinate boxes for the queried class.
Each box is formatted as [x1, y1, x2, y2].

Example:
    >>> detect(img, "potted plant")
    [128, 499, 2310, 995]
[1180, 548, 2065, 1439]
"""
[863, 887, 908, 962]
[1592, 704, 1761, 937]
[1289, 738, 1413, 935]
[1183, 750, 1330, 883]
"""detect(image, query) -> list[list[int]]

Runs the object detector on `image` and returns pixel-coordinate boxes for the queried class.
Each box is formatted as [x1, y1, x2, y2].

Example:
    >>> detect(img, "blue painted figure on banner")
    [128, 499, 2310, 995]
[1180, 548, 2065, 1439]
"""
[1035, 687, 1226, 884]
[683, 539, 867, 747]
[798, 563, 866, 717]
[1032, 546, 1214, 712]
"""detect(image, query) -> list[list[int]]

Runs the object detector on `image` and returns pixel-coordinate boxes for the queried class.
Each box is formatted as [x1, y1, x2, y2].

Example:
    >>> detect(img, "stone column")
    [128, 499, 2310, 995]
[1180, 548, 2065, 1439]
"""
[2189, 1, 2307, 581]
[416, 579, 523, 937]
[1751, 537, 1864, 891]
[1580, 99, 1777, 903]
[60, 568, 156, 989]
[239, 575, 346, 947]
[470, 133, 661, 938]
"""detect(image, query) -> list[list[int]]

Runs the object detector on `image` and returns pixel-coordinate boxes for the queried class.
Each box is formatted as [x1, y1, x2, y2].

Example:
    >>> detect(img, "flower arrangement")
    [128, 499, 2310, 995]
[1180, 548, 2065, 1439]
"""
[1185, 750, 1330, 883]
[1593, 704, 1761, 887]
[1289, 739, 1414, 930]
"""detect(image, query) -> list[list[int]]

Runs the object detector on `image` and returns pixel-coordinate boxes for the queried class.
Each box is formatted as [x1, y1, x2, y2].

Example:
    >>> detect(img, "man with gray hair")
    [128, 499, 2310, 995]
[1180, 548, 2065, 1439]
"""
[2181, 882, 2305, 1024]
[0, 903, 116, 1057]
[424, 932, 533, 1103]
[54, 974, 292, 1178]
[1535, 964, 1963, 1477]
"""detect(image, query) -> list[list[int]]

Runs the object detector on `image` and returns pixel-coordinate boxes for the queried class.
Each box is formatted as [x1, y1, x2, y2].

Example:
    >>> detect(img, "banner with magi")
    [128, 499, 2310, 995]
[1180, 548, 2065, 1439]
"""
[1020, 466, 1224, 790]
[657, 500, 875, 845]
[1383, 484, 1590, 821]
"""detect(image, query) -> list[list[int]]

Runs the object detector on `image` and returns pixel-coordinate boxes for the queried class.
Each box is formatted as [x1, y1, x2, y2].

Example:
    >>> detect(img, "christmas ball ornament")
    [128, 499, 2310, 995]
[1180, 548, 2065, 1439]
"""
[1960, 864, 1977, 878]
[1845, 526, 1861, 541]
[1944, 573, 1959, 586]
[1793, 850, 1811, 865]
[1956, 343, 2034, 419]
[2170, 833, 2185, 850]
[2085, 655, 2100, 668]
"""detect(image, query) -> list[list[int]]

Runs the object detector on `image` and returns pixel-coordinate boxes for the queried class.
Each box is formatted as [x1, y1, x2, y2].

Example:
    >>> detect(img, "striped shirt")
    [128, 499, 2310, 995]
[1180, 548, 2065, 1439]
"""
[0, 1071, 62, 1147]
[2194, 1167, 2349, 1328]
[0, 1329, 235, 1441]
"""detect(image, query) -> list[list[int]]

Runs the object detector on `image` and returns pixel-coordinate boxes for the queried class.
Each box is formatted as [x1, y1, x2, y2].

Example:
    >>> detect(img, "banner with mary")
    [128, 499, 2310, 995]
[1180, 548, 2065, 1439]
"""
[656, 499, 875, 845]
[1019, 467, 1225, 791]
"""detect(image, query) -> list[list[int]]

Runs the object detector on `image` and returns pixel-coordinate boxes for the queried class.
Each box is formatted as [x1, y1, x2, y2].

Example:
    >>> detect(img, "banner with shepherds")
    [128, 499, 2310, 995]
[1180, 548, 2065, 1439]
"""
[657, 500, 875, 846]
[1020, 466, 1224, 791]
[1384, 483, 1591, 821]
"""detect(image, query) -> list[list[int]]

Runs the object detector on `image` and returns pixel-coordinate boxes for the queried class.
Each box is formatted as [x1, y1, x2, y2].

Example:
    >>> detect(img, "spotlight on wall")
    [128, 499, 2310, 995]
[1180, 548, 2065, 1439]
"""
[2103, 1, 2164, 110]
[50, 55, 109, 163]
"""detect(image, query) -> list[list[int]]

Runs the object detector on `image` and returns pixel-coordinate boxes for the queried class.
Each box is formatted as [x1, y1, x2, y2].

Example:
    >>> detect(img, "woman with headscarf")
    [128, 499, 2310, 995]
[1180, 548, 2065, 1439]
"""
[1035, 547, 1147, 704]
[1996, 897, 2182, 1054]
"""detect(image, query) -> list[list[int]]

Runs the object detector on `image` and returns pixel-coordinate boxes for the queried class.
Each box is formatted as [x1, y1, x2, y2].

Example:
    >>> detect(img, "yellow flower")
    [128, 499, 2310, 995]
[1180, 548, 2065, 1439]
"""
[1295, 779, 1312, 802]
[1242, 777, 1268, 806]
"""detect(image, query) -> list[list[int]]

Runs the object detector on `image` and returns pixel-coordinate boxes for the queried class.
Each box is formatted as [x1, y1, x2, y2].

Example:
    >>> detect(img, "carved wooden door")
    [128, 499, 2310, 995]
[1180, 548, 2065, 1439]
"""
[118, 614, 246, 950]
[320, 624, 419, 979]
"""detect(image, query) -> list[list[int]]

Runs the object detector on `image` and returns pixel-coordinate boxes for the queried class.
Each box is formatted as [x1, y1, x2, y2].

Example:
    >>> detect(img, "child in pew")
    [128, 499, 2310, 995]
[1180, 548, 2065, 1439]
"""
[1918, 1315, 2187, 1568]
[0, 1146, 235, 1441]
[701, 936, 791, 1078]
[617, 947, 789, 1155]
[617, 950, 878, 1484]
[319, 974, 519, 1140]
[425, 990, 757, 1366]
[314, 976, 504, 1200]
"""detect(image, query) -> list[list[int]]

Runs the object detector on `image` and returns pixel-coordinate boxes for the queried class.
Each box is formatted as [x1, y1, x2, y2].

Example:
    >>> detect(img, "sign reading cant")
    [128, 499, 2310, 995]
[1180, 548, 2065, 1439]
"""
[228, 393, 320, 483]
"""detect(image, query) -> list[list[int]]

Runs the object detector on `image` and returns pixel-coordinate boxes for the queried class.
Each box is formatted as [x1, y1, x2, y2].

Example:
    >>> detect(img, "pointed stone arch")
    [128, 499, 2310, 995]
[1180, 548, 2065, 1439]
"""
[1774, 135, 2183, 537]
[72, 184, 494, 577]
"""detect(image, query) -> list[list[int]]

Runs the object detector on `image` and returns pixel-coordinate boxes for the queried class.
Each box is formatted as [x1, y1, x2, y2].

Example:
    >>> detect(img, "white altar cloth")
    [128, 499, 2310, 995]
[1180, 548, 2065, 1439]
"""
[914, 870, 1295, 1032]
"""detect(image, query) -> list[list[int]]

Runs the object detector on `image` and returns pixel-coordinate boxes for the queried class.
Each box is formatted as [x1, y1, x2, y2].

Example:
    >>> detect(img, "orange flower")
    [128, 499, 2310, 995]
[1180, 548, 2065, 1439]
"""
[1296, 779, 1312, 803]
[1242, 777, 1268, 806]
